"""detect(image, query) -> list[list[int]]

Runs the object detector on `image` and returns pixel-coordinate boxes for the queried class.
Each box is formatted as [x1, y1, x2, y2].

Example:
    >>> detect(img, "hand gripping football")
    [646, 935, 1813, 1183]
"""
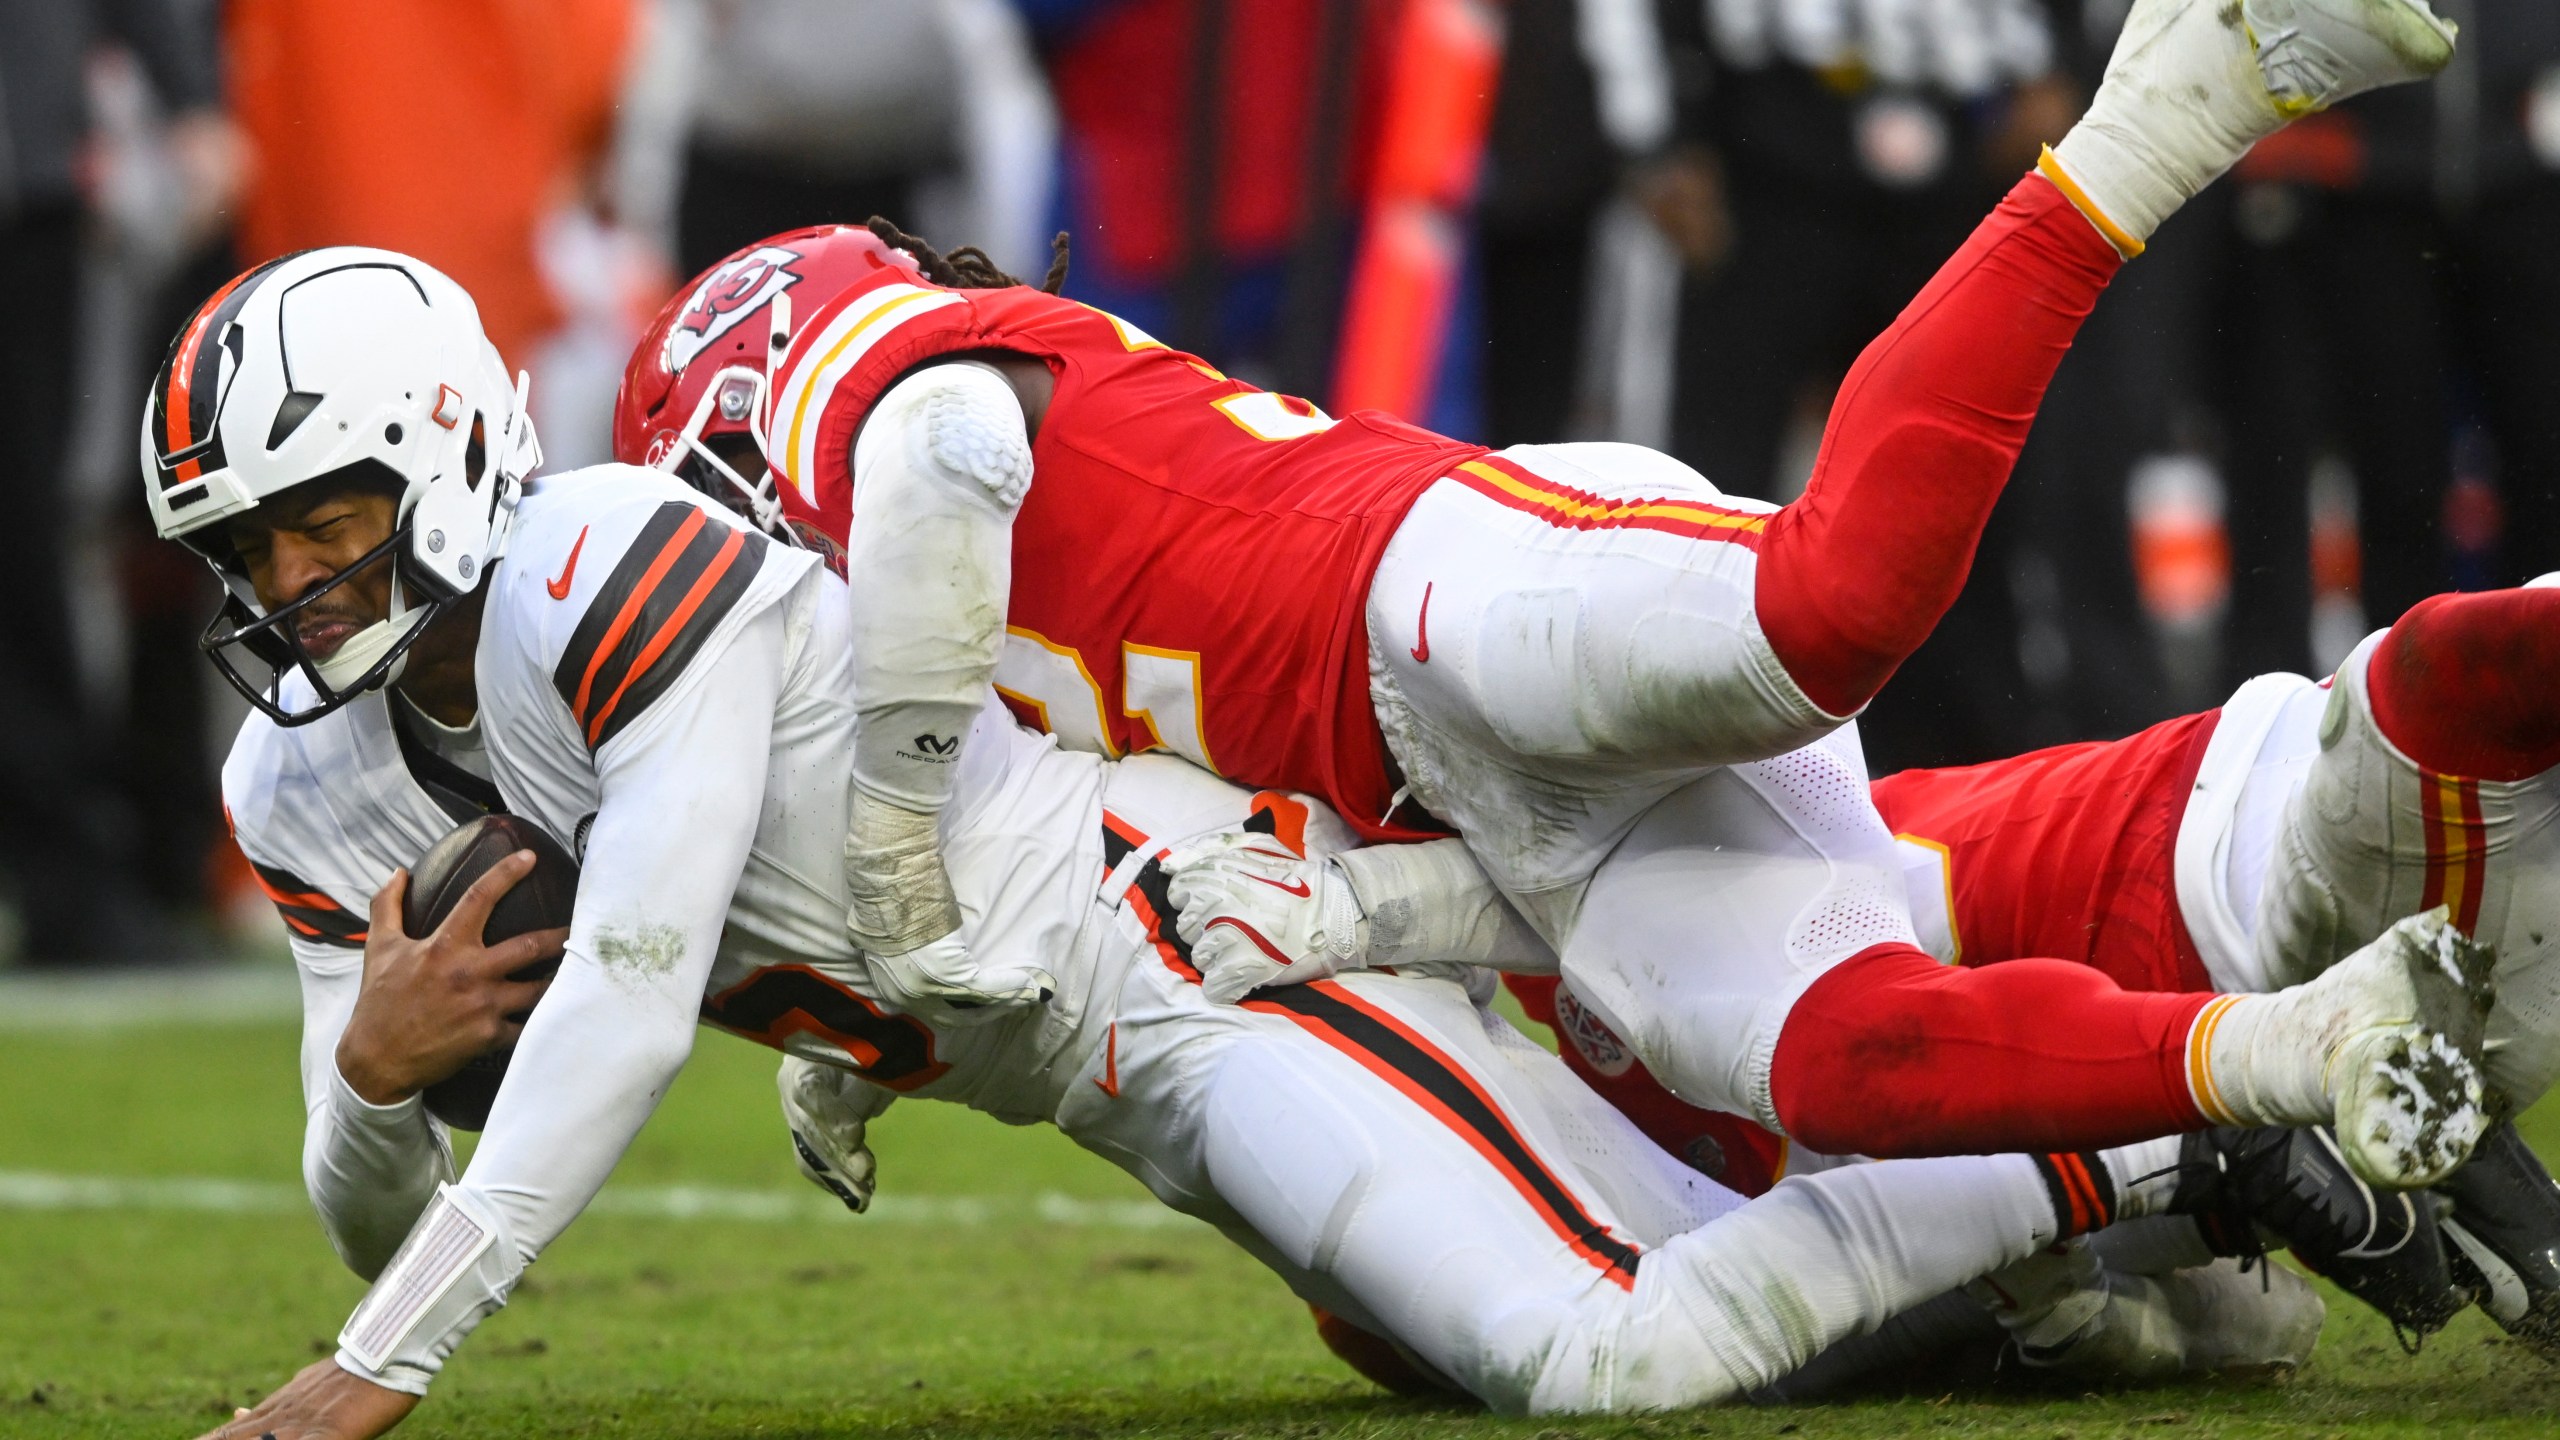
[402, 814, 580, 1130]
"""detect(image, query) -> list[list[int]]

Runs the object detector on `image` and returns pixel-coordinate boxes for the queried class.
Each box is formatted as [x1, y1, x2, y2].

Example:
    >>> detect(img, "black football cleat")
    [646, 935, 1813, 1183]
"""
[2436, 1118, 2560, 1358]
[2170, 1125, 2472, 1341]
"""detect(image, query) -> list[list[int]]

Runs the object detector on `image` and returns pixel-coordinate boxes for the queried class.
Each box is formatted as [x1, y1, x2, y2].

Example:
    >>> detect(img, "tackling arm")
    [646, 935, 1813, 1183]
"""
[839, 361, 1052, 1018]
[326, 606, 783, 1397]
[1161, 830, 1555, 1004]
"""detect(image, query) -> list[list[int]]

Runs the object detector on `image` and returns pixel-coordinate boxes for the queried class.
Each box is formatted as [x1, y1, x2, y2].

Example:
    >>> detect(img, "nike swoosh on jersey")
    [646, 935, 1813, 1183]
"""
[1247, 873, 1314, 899]
[1410, 581, 1433, 663]
[546, 526, 590, 600]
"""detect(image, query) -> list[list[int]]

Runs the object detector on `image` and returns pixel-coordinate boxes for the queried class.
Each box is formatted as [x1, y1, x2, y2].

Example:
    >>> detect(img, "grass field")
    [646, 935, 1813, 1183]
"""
[6, 987, 2560, 1439]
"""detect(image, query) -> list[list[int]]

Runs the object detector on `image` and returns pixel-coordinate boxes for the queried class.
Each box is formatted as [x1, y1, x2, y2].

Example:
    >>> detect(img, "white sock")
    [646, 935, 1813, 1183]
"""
[2097, 1135, 2187, 1220]
[2189, 990, 2335, 1128]
[2045, 1, 2281, 253]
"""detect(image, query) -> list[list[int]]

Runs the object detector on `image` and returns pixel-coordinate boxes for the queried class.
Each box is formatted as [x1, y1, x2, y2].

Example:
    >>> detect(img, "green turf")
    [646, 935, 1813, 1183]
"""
[5, 1015, 2559, 1438]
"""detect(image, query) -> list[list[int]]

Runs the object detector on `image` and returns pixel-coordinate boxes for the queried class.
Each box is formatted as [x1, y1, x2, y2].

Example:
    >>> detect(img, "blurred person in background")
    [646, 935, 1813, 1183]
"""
[223, 0, 636, 367]
[2, 0, 233, 965]
[2209, 0, 2560, 683]
[1019, 0, 1395, 389]
[1654, 0, 2083, 770]
[668, 0, 1056, 284]
[1473, 0, 1722, 450]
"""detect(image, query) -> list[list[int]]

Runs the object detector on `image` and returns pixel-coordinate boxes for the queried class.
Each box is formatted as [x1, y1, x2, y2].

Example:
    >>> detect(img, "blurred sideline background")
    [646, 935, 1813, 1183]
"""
[3, 0, 2555, 968]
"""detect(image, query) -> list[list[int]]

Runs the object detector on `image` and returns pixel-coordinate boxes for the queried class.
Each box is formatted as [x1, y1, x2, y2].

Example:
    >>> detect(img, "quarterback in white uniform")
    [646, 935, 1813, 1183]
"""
[152, 251, 2256, 1439]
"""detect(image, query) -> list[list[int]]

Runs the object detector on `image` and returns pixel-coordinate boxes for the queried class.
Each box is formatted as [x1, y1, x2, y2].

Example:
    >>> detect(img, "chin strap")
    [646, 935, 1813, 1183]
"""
[311, 569, 433, 694]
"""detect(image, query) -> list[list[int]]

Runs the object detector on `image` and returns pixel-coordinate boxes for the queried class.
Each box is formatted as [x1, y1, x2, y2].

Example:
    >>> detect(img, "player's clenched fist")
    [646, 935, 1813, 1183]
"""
[1160, 831, 1371, 1004]
[336, 855, 567, 1106]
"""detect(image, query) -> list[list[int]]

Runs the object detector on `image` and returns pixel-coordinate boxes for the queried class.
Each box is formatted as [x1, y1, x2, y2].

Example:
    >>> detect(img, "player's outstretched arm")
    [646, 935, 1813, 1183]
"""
[305, 605, 786, 1414]
[1161, 828, 1554, 1004]
[840, 361, 1052, 1021]
[298, 857, 563, 1279]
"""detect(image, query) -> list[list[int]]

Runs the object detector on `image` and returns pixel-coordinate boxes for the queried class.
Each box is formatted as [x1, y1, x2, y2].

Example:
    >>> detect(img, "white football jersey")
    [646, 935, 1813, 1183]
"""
[475, 464, 1117, 1116]
[223, 676, 506, 1277]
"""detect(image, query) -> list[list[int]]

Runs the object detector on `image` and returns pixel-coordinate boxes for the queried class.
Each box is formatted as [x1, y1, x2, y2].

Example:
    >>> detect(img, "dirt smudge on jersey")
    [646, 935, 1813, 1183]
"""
[596, 922, 687, 985]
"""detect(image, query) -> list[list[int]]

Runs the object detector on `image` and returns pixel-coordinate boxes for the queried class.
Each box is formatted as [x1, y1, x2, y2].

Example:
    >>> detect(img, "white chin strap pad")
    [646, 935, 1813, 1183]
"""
[312, 605, 431, 693]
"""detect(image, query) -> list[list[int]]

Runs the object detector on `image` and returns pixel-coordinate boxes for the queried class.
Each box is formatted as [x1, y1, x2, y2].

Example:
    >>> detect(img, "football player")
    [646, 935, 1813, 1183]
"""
[1180, 581, 2560, 1354]
[615, 0, 2481, 1184]
[153, 250, 2319, 1440]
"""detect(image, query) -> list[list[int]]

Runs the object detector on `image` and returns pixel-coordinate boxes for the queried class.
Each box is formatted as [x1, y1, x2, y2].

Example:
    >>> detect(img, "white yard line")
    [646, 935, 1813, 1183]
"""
[0, 965, 302, 1030]
[0, 1170, 1196, 1230]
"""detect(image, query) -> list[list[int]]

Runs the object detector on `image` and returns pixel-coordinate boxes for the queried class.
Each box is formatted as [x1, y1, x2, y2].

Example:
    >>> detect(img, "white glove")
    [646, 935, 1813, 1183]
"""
[865, 929, 1055, 1027]
[777, 1055, 894, 1214]
[1160, 830, 1368, 1004]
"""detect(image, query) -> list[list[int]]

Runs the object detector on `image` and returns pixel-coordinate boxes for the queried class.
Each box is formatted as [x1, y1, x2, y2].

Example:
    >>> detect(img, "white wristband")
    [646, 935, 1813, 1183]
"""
[336, 1183, 523, 1392]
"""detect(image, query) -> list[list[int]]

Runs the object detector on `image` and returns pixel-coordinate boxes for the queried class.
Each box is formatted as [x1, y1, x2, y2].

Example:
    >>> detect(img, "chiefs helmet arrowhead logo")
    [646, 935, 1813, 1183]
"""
[667, 246, 804, 371]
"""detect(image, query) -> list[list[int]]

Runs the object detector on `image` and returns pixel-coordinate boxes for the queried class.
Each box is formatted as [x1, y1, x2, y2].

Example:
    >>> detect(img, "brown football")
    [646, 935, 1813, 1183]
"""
[402, 813, 580, 1130]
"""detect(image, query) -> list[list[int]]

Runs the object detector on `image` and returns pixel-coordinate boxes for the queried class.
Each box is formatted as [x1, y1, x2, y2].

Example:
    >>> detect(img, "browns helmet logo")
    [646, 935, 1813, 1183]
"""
[667, 245, 803, 371]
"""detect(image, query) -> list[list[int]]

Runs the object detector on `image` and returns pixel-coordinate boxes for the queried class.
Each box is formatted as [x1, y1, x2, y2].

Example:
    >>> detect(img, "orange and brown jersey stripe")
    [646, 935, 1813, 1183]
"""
[2420, 771, 2489, 936]
[1449, 455, 1770, 550]
[1101, 813, 1641, 1288]
[249, 859, 366, 949]
[553, 503, 770, 750]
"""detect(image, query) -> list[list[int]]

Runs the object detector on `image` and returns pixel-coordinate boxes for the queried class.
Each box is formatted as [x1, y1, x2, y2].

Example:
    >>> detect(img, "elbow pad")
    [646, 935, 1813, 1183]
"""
[1336, 839, 1558, 974]
[845, 363, 1032, 811]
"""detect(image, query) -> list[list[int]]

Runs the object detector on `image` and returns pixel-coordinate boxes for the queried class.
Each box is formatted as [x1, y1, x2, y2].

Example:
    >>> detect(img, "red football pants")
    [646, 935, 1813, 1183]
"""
[1756, 172, 2122, 718]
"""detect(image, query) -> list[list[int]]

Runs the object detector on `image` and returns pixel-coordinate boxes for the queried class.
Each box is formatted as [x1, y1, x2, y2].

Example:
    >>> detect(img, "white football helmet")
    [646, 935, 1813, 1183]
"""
[141, 247, 541, 725]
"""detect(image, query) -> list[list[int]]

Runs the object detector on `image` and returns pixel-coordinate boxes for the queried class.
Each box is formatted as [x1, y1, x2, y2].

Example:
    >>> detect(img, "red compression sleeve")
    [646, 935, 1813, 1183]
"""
[2367, 588, 2560, 782]
[1768, 942, 2214, 1157]
[1756, 173, 2123, 716]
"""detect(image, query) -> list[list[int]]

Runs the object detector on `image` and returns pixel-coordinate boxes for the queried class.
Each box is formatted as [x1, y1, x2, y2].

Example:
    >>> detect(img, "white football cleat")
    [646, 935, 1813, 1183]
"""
[1977, 1243, 2324, 1381]
[2051, 0, 2456, 249]
[2196, 909, 2495, 1188]
[2018, 1258, 2326, 1381]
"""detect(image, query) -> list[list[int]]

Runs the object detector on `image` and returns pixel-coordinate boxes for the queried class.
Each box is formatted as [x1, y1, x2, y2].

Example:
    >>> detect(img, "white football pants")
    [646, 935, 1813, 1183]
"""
[1365, 443, 1844, 937]
[1056, 760, 2060, 1413]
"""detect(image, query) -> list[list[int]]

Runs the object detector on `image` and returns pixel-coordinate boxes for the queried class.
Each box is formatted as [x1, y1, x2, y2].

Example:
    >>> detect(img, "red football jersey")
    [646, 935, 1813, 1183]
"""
[1871, 710, 2223, 995]
[763, 272, 1487, 839]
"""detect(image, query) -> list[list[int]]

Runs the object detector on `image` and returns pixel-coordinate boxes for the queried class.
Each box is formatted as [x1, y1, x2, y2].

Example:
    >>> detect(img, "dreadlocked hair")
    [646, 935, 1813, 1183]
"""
[865, 218, 1072, 296]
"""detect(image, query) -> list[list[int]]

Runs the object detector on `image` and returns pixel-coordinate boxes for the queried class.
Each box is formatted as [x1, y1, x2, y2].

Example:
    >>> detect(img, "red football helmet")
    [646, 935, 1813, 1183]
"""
[613, 224, 930, 545]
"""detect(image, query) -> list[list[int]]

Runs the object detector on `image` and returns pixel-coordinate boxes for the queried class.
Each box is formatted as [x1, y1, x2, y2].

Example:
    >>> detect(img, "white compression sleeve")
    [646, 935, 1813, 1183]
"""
[841, 362, 1033, 954]
[293, 937, 454, 1281]
[1335, 838, 1558, 974]
[333, 605, 783, 1393]
[842, 361, 1032, 812]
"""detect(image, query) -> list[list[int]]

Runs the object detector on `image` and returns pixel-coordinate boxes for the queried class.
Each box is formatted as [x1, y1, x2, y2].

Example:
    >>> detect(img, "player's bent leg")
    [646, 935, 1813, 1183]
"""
[1753, 0, 2455, 719]
[1563, 745, 2222, 1156]
[1072, 963, 2098, 1412]
[2257, 618, 2560, 1107]
[1568, 734, 2492, 1180]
